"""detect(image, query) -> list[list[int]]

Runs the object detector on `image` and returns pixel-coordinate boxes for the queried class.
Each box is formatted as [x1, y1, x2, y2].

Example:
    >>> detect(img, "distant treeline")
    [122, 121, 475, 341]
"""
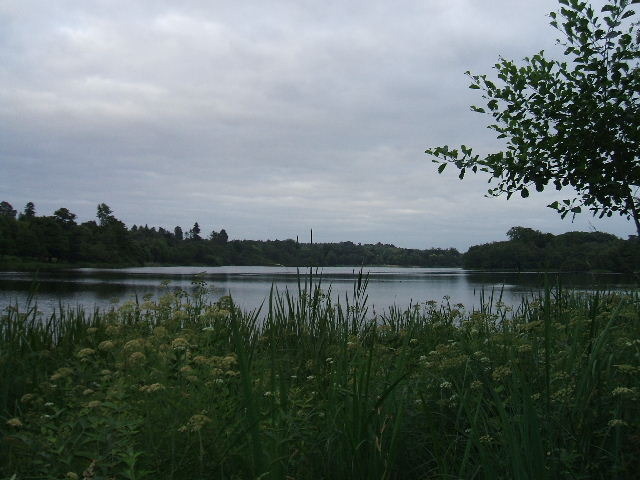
[0, 201, 461, 268]
[464, 226, 639, 273]
[1, 201, 638, 272]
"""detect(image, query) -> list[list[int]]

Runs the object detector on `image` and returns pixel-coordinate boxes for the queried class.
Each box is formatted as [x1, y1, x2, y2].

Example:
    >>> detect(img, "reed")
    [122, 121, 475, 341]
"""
[1, 275, 638, 479]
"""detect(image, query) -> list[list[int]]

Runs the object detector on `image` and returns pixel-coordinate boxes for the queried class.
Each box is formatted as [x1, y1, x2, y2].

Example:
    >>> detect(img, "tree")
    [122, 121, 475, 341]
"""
[0, 201, 17, 218]
[20, 202, 36, 219]
[54, 207, 77, 226]
[190, 222, 201, 240]
[210, 228, 229, 244]
[96, 203, 114, 227]
[174, 226, 184, 241]
[426, 0, 640, 235]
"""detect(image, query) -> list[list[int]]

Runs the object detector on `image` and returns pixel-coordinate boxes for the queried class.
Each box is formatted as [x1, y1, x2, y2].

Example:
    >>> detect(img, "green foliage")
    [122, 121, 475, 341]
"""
[0, 201, 462, 268]
[465, 226, 639, 271]
[426, 0, 640, 234]
[1, 279, 639, 478]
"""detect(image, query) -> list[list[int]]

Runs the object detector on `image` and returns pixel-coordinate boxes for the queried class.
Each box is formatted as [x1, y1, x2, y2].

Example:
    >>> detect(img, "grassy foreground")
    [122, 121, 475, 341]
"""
[1, 275, 639, 479]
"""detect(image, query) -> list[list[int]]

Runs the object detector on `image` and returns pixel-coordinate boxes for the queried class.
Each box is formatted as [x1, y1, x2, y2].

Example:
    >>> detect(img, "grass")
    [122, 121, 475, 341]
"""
[0, 273, 639, 479]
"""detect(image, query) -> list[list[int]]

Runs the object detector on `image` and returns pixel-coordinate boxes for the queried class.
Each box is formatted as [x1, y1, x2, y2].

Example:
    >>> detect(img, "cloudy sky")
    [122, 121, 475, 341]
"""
[0, 0, 633, 250]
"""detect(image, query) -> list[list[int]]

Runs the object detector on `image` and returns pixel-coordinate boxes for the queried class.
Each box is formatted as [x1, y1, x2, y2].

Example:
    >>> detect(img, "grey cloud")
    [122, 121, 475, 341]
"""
[0, 0, 635, 250]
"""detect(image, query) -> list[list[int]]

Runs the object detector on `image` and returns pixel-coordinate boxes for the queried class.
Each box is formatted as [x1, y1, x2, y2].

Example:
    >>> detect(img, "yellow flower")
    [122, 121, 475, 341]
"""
[492, 366, 512, 382]
[51, 367, 73, 381]
[6, 417, 22, 428]
[179, 413, 211, 433]
[20, 393, 35, 404]
[129, 352, 146, 364]
[105, 324, 122, 335]
[171, 337, 189, 351]
[611, 387, 635, 397]
[76, 348, 96, 359]
[192, 355, 210, 365]
[139, 383, 165, 393]
[153, 326, 168, 338]
[123, 339, 145, 352]
[608, 419, 628, 427]
[98, 340, 115, 352]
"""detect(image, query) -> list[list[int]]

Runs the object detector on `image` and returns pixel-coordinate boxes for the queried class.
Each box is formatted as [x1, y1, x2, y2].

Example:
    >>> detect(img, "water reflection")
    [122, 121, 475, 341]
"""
[1, 267, 637, 317]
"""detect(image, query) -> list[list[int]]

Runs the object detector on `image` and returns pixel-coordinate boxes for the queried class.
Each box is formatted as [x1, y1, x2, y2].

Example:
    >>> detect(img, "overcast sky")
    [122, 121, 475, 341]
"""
[0, 0, 633, 250]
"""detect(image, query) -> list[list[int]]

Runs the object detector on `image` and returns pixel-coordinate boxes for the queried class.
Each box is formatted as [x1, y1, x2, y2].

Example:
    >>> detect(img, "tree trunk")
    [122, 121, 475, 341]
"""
[627, 190, 640, 238]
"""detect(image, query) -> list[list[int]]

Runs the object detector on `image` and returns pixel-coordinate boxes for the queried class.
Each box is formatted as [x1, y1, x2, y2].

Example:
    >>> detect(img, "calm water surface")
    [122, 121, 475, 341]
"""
[0, 266, 637, 317]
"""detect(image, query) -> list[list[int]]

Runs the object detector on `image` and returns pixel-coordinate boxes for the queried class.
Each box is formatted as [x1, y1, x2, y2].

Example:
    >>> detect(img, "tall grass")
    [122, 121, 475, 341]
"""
[0, 275, 639, 479]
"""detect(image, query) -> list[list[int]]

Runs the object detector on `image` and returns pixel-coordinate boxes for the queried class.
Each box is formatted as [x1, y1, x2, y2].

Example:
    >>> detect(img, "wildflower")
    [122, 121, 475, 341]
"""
[479, 434, 494, 445]
[611, 387, 635, 397]
[326, 357, 334, 364]
[440, 381, 453, 390]
[153, 326, 168, 337]
[306, 375, 315, 381]
[264, 391, 273, 397]
[139, 383, 165, 393]
[51, 367, 73, 381]
[76, 348, 96, 359]
[44, 402, 55, 408]
[6, 418, 22, 428]
[178, 413, 211, 433]
[171, 337, 189, 351]
[223, 354, 237, 367]
[470, 380, 483, 390]
[551, 387, 573, 403]
[86, 400, 102, 408]
[202, 326, 215, 332]
[129, 352, 146, 364]
[517, 344, 533, 353]
[123, 339, 145, 352]
[192, 355, 209, 365]
[608, 419, 628, 427]
[409, 338, 418, 345]
[20, 393, 35, 404]
[98, 340, 115, 352]
[492, 366, 512, 382]
[105, 324, 122, 335]
[65, 472, 79, 480]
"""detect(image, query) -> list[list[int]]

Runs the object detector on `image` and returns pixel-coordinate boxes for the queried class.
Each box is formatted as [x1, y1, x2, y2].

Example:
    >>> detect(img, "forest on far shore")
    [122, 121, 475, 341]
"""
[0, 201, 638, 272]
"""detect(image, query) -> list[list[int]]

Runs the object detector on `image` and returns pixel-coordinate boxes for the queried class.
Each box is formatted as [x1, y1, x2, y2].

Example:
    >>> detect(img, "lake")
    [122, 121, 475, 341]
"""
[0, 266, 637, 317]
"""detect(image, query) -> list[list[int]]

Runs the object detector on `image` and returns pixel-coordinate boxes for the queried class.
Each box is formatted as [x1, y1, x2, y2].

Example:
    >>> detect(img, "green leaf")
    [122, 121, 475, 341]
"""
[469, 84, 481, 89]
[521, 188, 529, 198]
[438, 164, 447, 174]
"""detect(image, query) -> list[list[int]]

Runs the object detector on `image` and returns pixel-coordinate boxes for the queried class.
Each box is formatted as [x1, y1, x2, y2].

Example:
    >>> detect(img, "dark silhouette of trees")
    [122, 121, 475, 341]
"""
[20, 202, 36, 219]
[0, 201, 17, 218]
